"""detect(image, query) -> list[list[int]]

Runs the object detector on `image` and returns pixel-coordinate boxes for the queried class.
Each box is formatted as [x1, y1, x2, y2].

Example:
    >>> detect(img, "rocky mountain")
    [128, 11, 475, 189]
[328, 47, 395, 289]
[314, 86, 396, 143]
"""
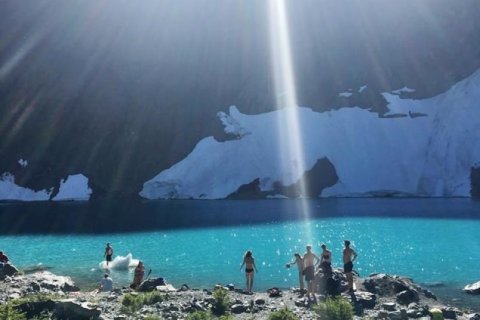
[1, 0, 480, 200]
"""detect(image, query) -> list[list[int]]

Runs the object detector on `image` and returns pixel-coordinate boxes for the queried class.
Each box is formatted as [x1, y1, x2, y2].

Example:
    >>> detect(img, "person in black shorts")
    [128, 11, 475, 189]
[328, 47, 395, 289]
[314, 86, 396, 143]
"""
[104, 243, 113, 266]
[240, 250, 258, 294]
[303, 245, 320, 299]
[342, 240, 357, 293]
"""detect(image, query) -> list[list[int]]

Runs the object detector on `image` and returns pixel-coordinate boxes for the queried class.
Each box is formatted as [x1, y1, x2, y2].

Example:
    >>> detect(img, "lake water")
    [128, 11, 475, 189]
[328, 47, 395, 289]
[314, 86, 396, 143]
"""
[1, 198, 479, 310]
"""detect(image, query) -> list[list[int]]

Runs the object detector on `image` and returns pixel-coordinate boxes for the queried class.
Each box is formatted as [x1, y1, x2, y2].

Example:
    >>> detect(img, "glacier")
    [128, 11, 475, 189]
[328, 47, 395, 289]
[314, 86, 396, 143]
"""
[140, 69, 480, 199]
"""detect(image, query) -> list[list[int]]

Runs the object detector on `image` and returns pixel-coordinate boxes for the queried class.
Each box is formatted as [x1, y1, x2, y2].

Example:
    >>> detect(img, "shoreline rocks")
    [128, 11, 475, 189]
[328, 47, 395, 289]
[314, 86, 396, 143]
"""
[464, 281, 480, 295]
[1, 271, 479, 319]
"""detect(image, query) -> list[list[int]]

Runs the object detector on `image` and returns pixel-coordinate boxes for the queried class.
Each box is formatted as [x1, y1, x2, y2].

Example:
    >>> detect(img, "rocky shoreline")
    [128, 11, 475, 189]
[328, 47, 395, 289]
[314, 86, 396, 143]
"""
[1, 265, 479, 320]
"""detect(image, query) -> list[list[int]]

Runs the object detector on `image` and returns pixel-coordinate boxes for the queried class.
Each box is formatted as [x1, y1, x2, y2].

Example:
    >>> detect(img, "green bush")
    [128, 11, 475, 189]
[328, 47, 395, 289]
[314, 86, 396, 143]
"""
[121, 291, 166, 313]
[0, 304, 26, 320]
[211, 287, 231, 316]
[144, 314, 162, 320]
[313, 297, 353, 320]
[268, 308, 299, 320]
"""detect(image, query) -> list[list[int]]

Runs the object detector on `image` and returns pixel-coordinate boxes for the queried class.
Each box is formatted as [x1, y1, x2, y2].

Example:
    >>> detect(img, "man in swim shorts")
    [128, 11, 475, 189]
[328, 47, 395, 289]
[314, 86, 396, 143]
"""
[320, 244, 332, 277]
[104, 243, 113, 266]
[303, 245, 320, 298]
[343, 240, 357, 293]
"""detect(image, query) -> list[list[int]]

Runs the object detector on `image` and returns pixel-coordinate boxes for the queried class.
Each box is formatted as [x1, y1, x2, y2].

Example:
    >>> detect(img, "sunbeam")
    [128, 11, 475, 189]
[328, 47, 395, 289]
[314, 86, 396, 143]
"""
[268, 0, 314, 244]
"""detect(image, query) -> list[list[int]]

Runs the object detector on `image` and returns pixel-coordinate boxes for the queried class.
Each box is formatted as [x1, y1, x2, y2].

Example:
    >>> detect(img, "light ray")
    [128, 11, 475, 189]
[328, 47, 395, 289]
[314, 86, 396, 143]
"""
[268, 0, 314, 244]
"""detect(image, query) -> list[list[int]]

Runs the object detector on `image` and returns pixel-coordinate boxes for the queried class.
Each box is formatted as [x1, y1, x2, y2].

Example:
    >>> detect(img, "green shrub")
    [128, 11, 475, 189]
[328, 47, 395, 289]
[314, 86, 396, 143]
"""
[144, 314, 162, 320]
[313, 297, 353, 320]
[0, 304, 26, 320]
[121, 291, 166, 313]
[268, 308, 299, 320]
[211, 287, 230, 316]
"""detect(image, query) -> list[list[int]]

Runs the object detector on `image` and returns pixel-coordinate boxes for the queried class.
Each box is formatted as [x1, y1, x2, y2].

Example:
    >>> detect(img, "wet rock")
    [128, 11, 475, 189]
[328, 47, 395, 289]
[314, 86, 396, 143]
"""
[442, 307, 461, 319]
[226, 283, 235, 291]
[255, 298, 266, 305]
[463, 281, 480, 295]
[423, 288, 437, 300]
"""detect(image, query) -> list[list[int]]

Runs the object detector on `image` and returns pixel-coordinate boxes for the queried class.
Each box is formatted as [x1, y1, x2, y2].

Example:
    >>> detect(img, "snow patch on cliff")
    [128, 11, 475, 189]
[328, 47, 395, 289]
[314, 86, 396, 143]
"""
[0, 173, 51, 201]
[53, 174, 92, 201]
[141, 69, 480, 199]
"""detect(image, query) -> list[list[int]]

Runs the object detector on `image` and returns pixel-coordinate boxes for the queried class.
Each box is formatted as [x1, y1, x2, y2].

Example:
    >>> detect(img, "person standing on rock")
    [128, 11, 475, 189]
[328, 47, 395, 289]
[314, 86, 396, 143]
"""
[99, 273, 113, 292]
[319, 244, 332, 277]
[131, 261, 145, 289]
[240, 250, 257, 294]
[104, 243, 113, 266]
[286, 253, 305, 293]
[343, 240, 358, 293]
[303, 245, 320, 298]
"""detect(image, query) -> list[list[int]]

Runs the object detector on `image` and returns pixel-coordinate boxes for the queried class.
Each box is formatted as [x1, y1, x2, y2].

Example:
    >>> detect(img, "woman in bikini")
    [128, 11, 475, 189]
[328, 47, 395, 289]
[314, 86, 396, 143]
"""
[240, 250, 258, 294]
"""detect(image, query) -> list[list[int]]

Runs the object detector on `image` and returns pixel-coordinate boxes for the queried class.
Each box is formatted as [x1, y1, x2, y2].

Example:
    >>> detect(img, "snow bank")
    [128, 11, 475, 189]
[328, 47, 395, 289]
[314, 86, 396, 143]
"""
[53, 174, 92, 201]
[141, 69, 480, 199]
[0, 173, 51, 201]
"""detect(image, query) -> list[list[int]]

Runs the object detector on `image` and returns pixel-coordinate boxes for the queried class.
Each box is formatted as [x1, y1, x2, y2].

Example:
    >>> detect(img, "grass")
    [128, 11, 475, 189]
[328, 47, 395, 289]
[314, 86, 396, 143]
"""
[186, 311, 234, 320]
[0, 304, 26, 320]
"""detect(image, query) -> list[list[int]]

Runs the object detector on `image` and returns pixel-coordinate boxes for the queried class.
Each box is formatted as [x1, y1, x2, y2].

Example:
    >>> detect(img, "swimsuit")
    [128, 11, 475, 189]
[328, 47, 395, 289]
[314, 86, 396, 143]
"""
[245, 268, 254, 273]
[106, 255, 112, 262]
[344, 261, 353, 273]
[303, 266, 315, 281]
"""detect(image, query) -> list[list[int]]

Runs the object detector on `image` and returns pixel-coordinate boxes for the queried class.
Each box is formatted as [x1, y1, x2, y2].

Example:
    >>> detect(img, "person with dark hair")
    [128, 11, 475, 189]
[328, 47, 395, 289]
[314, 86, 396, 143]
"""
[131, 261, 145, 289]
[286, 253, 305, 292]
[99, 273, 113, 292]
[240, 250, 257, 294]
[303, 245, 320, 298]
[104, 243, 113, 266]
[343, 240, 358, 293]
[319, 244, 332, 276]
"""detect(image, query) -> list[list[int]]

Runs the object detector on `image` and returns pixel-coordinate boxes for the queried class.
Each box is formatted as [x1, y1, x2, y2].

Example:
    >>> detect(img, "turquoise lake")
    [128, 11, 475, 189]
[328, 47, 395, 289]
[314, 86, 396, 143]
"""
[1, 199, 479, 309]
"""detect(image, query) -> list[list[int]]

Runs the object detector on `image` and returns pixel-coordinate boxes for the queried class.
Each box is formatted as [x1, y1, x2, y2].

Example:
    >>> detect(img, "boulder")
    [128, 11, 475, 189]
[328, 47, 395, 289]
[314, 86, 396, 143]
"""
[53, 299, 101, 320]
[352, 291, 376, 309]
[137, 277, 165, 292]
[28, 271, 79, 292]
[231, 304, 246, 314]
[396, 289, 419, 305]
[442, 307, 461, 319]
[463, 281, 480, 295]
[383, 302, 397, 311]
[0, 263, 19, 278]
[15, 299, 56, 319]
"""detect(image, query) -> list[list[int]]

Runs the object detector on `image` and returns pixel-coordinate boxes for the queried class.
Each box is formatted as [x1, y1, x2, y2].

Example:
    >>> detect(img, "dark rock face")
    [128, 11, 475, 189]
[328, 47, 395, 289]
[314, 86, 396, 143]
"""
[1, 0, 480, 199]
[227, 157, 338, 199]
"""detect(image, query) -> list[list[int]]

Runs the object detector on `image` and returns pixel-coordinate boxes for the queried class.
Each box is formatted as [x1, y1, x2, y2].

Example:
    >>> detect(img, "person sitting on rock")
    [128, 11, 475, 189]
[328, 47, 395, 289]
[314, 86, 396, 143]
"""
[131, 261, 145, 289]
[286, 253, 305, 293]
[99, 273, 113, 292]
[0, 251, 9, 268]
